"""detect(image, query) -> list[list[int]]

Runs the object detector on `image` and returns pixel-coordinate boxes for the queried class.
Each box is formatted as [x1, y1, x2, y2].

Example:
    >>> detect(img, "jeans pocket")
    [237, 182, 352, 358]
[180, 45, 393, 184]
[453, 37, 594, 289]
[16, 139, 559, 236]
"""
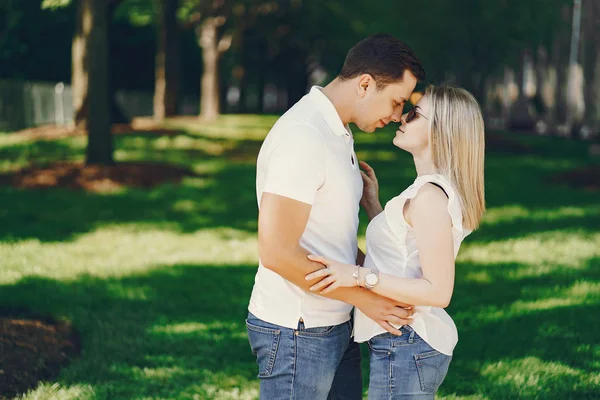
[246, 320, 281, 378]
[414, 350, 452, 393]
[367, 336, 391, 356]
[296, 324, 336, 337]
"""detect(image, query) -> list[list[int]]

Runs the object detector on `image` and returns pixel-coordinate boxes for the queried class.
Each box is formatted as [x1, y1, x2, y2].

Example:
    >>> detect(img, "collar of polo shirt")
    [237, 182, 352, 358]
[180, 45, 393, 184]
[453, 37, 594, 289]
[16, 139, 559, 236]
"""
[308, 86, 352, 137]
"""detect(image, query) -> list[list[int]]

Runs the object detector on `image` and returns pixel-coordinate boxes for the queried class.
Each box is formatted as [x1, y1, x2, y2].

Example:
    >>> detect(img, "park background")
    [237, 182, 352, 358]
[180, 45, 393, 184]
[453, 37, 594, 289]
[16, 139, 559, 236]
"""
[0, 0, 599, 399]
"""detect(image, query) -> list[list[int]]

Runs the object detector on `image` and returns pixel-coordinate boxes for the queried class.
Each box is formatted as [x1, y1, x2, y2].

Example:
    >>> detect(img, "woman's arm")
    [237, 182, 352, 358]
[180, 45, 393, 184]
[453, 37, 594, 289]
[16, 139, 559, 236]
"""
[307, 184, 456, 308]
[368, 184, 456, 307]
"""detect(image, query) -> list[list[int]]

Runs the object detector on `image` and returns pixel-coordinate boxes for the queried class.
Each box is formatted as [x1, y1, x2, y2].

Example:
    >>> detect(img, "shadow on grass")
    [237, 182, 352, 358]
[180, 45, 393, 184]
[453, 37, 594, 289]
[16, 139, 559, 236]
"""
[0, 159, 258, 242]
[1, 258, 598, 399]
[0, 264, 258, 399]
[2, 129, 597, 245]
[443, 257, 600, 399]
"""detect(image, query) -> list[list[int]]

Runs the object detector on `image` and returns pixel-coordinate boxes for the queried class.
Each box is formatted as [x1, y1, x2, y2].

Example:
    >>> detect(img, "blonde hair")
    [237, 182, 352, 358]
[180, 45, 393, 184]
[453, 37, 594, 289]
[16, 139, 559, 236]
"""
[425, 85, 486, 230]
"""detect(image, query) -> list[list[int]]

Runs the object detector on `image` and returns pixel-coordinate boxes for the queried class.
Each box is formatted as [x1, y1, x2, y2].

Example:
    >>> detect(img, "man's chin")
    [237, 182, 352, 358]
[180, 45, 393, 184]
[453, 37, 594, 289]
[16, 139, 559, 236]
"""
[362, 125, 376, 133]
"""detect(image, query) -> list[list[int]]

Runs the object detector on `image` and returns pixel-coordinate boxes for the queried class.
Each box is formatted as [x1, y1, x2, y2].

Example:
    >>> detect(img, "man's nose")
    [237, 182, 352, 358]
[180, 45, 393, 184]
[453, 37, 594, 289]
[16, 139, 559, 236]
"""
[391, 109, 404, 123]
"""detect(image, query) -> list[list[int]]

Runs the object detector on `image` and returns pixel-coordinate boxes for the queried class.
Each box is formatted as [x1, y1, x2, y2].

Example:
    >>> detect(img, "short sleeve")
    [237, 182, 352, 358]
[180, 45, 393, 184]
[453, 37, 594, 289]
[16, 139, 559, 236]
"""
[262, 123, 326, 205]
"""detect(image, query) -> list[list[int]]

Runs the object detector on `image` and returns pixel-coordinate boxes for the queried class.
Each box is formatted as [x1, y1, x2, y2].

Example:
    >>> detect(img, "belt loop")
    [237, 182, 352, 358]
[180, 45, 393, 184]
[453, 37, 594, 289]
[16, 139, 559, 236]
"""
[297, 317, 304, 331]
[408, 328, 415, 344]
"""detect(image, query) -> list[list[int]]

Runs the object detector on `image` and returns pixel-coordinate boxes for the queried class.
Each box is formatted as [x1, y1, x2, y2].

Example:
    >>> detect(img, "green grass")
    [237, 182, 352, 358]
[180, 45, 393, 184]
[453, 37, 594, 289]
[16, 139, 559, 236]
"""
[1, 116, 599, 399]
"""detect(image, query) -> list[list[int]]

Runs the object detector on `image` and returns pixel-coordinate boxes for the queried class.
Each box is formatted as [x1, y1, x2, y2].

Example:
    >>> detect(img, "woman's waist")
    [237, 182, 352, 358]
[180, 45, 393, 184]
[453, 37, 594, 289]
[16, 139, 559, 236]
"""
[354, 307, 458, 354]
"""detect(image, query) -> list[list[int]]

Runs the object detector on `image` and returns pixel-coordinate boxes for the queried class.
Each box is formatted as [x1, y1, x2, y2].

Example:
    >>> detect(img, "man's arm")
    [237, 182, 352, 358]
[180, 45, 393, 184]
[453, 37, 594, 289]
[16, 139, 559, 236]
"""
[259, 192, 413, 334]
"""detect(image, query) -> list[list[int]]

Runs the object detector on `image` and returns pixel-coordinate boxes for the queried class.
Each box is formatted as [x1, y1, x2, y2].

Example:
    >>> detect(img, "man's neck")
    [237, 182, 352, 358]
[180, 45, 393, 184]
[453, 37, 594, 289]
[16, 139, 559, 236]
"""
[320, 78, 353, 126]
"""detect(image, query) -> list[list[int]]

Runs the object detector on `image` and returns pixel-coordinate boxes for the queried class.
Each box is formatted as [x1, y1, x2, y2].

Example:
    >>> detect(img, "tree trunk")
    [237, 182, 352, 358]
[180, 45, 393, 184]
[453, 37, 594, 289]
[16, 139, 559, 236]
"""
[108, 0, 130, 125]
[583, 0, 600, 135]
[238, 63, 248, 113]
[154, 0, 180, 120]
[198, 18, 220, 121]
[554, 5, 572, 131]
[237, 32, 249, 113]
[534, 46, 550, 114]
[257, 40, 267, 113]
[72, 0, 87, 125]
[81, 0, 112, 165]
[501, 67, 514, 127]
[286, 48, 308, 109]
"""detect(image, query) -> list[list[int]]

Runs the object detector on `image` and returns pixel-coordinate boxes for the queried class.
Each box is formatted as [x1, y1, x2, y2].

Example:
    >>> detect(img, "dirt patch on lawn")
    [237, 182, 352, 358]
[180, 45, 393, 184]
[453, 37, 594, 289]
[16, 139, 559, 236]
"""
[0, 161, 197, 193]
[11, 121, 183, 142]
[552, 165, 600, 191]
[0, 310, 80, 399]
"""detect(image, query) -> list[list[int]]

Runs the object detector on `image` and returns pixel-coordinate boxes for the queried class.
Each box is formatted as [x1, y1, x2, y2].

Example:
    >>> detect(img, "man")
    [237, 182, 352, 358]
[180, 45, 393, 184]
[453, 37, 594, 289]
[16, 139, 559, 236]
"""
[247, 34, 426, 399]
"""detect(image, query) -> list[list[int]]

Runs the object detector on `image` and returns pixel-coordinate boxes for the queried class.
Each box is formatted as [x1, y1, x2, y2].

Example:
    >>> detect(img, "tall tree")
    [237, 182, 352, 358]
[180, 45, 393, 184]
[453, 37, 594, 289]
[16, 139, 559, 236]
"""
[153, 0, 180, 120]
[180, 0, 233, 121]
[72, 0, 113, 165]
[582, 0, 600, 136]
[180, 0, 285, 120]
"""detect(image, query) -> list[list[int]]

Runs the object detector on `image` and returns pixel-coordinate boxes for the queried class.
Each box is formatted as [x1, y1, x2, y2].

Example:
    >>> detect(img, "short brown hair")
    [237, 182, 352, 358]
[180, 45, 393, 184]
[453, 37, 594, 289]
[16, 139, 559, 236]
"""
[339, 34, 426, 90]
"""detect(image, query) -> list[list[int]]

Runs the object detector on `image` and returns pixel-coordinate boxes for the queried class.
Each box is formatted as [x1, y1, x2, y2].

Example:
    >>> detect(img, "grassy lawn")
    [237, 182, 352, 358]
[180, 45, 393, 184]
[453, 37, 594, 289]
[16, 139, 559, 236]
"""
[1, 115, 599, 399]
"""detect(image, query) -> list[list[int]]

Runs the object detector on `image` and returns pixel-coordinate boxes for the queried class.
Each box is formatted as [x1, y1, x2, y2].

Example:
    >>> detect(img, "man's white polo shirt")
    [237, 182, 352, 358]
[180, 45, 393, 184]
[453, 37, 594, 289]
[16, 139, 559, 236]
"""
[249, 86, 363, 329]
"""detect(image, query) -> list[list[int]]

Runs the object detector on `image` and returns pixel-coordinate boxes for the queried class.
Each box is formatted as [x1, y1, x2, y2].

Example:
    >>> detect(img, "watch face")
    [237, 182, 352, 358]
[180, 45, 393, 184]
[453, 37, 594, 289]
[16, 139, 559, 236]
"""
[365, 273, 378, 286]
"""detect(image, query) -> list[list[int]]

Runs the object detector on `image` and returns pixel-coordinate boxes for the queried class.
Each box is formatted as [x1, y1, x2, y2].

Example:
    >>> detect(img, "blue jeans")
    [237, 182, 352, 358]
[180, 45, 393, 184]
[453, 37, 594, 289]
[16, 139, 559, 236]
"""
[367, 326, 452, 399]
[246, 312, 362, 400]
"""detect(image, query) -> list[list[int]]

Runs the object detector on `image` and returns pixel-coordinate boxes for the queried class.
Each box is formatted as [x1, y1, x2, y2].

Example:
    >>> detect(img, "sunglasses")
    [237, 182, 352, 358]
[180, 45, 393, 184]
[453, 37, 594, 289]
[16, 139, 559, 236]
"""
[406, 107, 428, 123]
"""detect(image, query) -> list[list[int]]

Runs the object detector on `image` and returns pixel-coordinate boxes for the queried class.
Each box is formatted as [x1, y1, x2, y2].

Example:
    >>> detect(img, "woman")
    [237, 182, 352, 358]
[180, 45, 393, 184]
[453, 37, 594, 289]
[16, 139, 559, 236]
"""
[305, 85, 485, 399]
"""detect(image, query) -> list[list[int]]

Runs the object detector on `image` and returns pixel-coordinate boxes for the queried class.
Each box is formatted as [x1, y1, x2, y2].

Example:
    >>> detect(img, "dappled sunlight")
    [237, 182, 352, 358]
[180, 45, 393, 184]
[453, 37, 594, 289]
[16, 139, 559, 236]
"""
[459, 231, 600, 274]
[106, 282, 155, 301]
[2, 123, 599, 399]
[164, 114, 277, 141]
[0, 225, 258, 284]
[1, 263, 259, 399]
[483, 204, 600, 225]
[486, 155, 582, 172]
[195, 381, 259, 400]
[137, 365, 187, 381]
[437, 394, 491, 400]
[355, 149, 398, 162]
[18, 383, 96, 400]
[481, 357, 600, 397]
[0, 137, 85, 173]
[0, 159, 257, 242]
[117, 134, 234, 156]
[454, 280, 600, 325]
[150, 321, 247, 340]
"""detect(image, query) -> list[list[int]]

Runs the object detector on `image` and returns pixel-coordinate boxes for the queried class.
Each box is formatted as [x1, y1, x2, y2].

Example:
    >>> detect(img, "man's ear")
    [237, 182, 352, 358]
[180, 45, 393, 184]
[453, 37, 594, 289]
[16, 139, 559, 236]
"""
[357, 74, 373, 98]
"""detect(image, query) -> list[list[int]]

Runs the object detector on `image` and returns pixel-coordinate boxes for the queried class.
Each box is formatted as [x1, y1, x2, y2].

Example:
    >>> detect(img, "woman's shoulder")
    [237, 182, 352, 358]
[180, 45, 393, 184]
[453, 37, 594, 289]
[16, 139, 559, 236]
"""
[386, 174, 465, 232]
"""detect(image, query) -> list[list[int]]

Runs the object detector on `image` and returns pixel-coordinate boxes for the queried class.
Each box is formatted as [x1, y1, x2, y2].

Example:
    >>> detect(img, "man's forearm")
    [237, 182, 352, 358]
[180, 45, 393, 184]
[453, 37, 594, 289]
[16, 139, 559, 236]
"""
[362, 201, 383, 221]
[262, 245, 369, 307]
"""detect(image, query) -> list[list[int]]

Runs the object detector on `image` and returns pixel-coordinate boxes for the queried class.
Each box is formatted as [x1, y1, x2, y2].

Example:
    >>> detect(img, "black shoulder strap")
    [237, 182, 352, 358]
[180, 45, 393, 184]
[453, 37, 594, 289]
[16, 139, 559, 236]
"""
[429, 182, 449, 199]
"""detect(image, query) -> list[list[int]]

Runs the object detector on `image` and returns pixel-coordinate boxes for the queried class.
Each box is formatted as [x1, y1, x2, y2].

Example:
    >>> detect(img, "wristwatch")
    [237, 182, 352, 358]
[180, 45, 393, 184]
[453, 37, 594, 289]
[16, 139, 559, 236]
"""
[364, 267, 380, 290]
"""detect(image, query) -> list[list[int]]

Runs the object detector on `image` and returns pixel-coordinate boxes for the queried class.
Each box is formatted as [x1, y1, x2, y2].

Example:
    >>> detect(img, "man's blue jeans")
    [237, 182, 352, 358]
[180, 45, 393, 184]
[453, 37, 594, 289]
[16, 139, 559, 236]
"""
[246, 312, 362, 400]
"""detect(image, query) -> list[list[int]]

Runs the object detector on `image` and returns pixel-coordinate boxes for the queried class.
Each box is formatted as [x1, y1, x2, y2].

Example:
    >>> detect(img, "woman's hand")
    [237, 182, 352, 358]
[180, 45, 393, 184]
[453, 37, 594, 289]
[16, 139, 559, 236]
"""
[305, 255, 357, 294]
[359, 161, 383, 219]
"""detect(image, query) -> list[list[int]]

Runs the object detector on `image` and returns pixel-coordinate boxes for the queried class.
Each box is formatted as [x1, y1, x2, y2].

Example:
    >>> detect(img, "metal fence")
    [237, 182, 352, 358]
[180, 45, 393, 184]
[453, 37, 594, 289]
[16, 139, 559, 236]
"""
[0, 79, 201, 132]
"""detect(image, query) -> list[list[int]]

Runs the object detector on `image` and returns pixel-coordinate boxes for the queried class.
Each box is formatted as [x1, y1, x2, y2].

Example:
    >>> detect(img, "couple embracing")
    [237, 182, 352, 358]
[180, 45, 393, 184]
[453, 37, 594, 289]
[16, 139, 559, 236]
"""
[246, 34, 485, 399]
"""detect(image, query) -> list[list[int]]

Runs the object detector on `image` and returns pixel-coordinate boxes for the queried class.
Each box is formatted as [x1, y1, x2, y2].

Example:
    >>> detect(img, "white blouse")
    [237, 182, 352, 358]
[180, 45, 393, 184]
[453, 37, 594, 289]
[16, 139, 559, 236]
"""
[353, 174, 471, 356]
